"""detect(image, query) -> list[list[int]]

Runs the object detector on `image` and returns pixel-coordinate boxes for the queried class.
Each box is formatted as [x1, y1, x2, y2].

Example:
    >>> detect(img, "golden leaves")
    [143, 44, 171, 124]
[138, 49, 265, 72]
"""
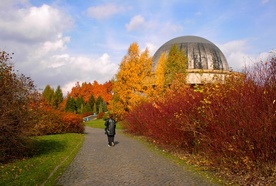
[113, 43, 153, 117]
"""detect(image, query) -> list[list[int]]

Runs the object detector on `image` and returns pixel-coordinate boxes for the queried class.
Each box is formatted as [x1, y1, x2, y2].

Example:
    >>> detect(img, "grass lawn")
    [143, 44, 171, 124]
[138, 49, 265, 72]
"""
[85, 118, 123, 129]
[0, 119, 121, 186]
[0, 133, 84, 186]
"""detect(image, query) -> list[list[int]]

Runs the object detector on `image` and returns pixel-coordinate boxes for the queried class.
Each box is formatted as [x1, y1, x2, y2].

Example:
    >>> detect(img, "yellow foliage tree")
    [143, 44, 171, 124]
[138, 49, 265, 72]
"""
[112, 42, 152, 119]
[154, 52, 166, 95]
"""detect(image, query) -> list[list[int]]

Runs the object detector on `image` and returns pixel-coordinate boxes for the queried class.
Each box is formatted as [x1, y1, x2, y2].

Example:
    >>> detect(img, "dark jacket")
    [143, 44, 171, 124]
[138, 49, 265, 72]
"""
[104, 118, 116, 136]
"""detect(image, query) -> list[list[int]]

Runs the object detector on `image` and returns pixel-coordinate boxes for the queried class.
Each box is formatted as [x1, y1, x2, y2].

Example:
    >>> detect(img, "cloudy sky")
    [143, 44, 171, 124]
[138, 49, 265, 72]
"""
[1, 0, 275, 94]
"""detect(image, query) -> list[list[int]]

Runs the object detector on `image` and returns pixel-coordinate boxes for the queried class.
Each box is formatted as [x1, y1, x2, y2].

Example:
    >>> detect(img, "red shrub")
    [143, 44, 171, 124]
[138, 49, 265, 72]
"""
[81, 111, 94, 118]
[34, 103, 84, 135]
[97, 112, 105, 119]
[125, 88, 203, 151]
[61, 112, 84, 133]
[123, 57, 276, 185]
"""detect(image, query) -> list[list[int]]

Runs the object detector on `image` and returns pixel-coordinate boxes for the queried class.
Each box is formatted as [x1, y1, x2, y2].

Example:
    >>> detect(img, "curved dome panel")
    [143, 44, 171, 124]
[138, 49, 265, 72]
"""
[152, 36, 229, 71]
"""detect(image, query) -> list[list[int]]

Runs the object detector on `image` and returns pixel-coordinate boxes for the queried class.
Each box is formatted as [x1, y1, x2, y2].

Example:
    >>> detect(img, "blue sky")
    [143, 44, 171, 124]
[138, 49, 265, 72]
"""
[0, 0, 275, 94]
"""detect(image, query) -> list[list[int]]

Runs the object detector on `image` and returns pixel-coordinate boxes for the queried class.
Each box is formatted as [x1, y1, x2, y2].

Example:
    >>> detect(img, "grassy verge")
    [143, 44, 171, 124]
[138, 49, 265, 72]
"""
[85, 119, 123, 129]
[0, 133, 84, 186]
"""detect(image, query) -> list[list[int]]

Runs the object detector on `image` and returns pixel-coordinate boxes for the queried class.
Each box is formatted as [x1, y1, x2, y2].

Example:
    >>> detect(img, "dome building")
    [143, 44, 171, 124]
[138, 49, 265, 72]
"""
[152, 36, 231, 84]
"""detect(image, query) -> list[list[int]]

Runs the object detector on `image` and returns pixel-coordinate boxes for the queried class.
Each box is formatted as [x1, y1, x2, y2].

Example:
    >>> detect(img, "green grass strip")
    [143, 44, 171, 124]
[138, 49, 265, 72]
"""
[0, 133, 84, 186]
[85, 118, 123, 129]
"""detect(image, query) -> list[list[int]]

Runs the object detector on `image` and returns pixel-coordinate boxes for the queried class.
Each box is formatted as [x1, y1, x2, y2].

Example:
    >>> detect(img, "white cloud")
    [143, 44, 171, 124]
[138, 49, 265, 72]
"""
[218, 40, 251, 71]
[47, 54, 69, 68]
[86, 3, 125, 20]
[62, 81, 77, 95]
[0, 2, 73, 81]
[33, 35, 70, 57]
[38, 53, 118, 94]
[0, 0, 29, 9]
[144, 42, 158, 56]
[219, 40, 274, 71]
[0, 1, 120, 96]
[126, 15, 145, 31]
[0, 4, 72, 43]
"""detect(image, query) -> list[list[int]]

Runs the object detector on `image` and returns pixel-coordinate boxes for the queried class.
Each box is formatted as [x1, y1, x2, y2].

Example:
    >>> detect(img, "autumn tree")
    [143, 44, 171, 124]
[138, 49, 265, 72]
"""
[80, 82, 94, 102]
[112, 42, 152, 118]
[66, 81, 113, 104]
[154, 52, 167, 95]
[0, 51, 39, 162]
[70, 82, 81, 98]
[164, 44, 188, 86]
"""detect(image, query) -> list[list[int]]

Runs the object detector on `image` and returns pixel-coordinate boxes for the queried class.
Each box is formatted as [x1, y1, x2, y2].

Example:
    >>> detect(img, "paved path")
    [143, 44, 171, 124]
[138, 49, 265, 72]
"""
[57, 127, 217, 186]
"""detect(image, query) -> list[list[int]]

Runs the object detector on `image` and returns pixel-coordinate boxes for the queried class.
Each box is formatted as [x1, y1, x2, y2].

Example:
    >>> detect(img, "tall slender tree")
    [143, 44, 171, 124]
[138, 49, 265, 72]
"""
[155, 52, 166, 95]
[76, 96, 84, 114]
[96, 96, 104, 113]
[93, 103, 97, 114]
[42, 85, 54, 105]
[88, 94, 95, 111]
[52, 85, 63, 109]
[164, 44, 188, 86]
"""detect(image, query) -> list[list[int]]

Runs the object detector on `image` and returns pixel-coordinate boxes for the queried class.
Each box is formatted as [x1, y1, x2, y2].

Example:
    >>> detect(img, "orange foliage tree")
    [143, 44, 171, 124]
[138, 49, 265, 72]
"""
[61, 81, 113, 113]
[67, 81, 112, 103]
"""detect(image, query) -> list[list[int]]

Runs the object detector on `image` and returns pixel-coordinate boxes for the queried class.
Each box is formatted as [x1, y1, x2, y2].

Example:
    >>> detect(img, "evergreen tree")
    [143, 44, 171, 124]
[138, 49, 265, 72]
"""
[102, 101, 107, 112]
[52, 85, 63, 109]
[99, 102, 103, 113]
[93, 103, 97, 114]
[96, 96, 103, 113]
[83, 103, 92, 113]
[42, 85, 54, 105]
[76, 96, 84, 114]
[88, 95, 95, 111]
[65, 97, 77, 113]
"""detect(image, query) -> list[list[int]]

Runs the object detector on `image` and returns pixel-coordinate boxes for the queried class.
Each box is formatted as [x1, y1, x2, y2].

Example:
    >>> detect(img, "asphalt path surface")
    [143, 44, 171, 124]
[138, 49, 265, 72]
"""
[57, 127, 218, 186]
